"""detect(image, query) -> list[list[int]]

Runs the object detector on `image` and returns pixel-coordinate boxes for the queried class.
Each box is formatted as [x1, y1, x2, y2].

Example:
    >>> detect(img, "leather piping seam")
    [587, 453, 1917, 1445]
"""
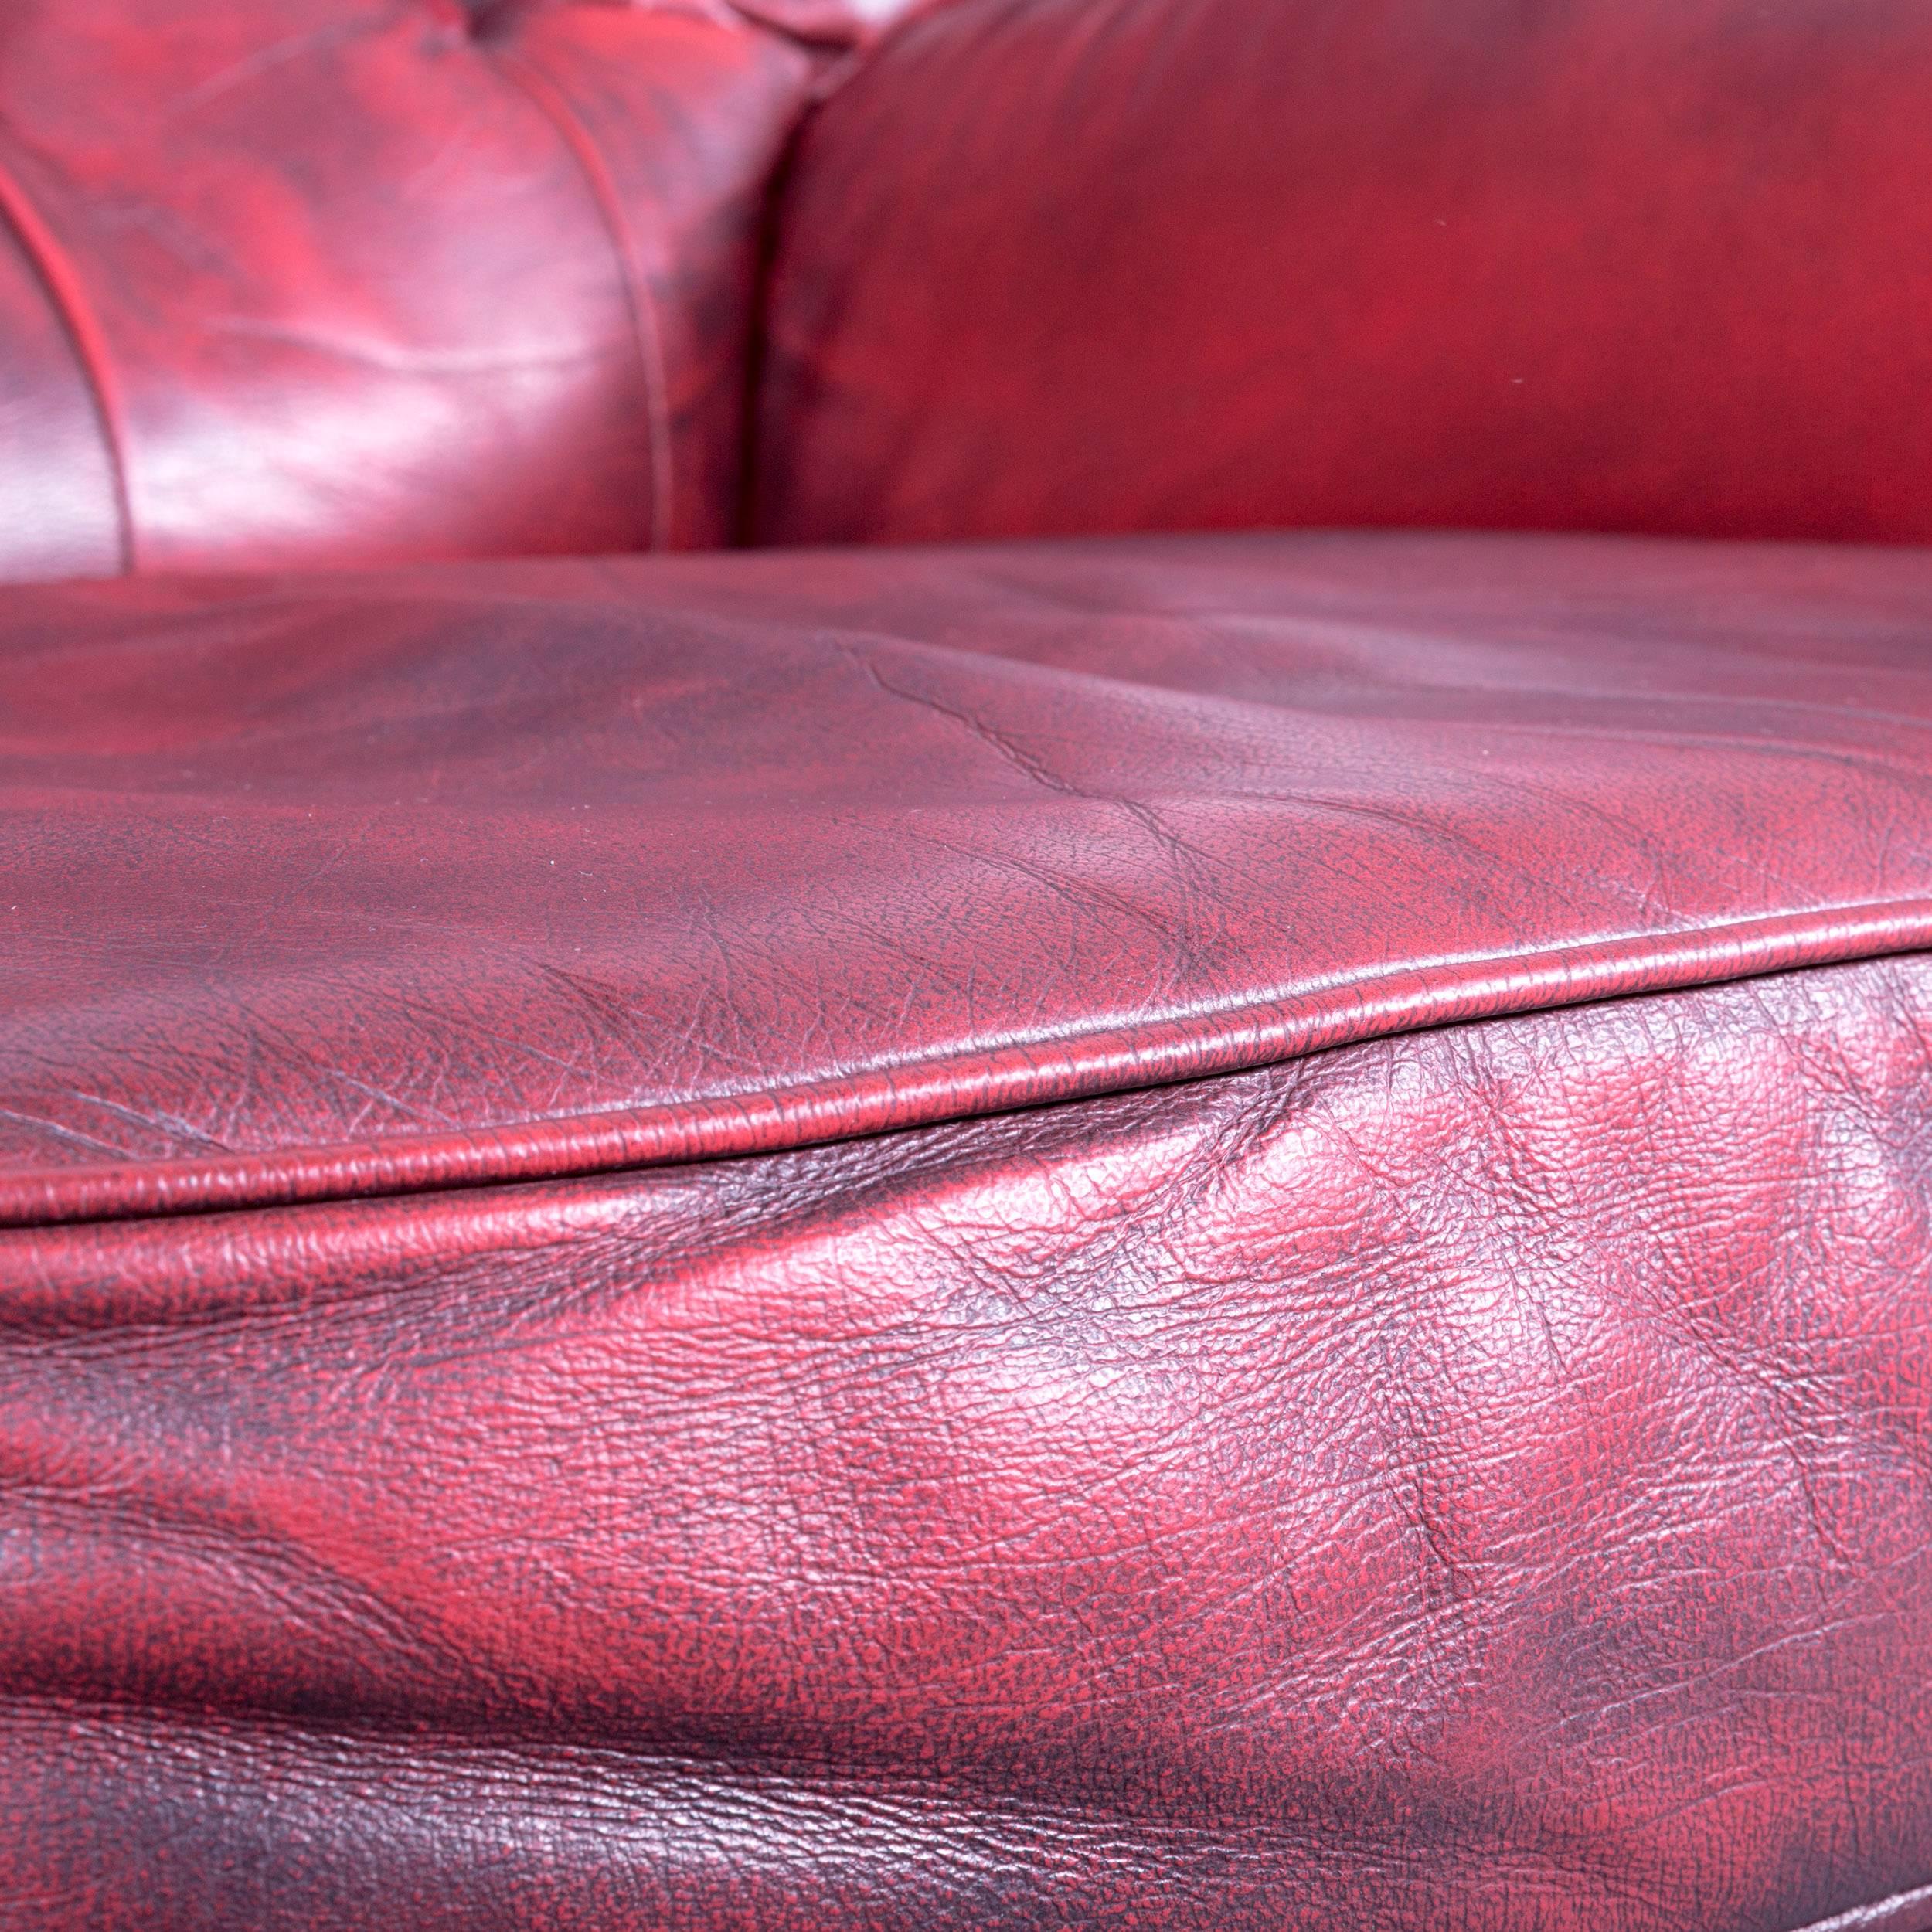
[1783, 1879, 1932, 1932]
[5, 902, 1932, 1230]
[0, 134, 135, 573]
[484, 46, 675, 549]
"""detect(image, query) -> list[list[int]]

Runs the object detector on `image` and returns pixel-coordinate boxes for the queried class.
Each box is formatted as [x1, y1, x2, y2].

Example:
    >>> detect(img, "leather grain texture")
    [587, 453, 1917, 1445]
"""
[9, 530, 1932, 1223]
[6, 954, 1932, 1928]
[754, 0, 1932, 548]
[0, 0, 818, 584]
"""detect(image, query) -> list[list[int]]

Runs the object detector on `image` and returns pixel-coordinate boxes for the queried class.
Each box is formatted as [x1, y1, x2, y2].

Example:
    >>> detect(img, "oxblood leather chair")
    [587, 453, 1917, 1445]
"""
[6, 2, 1932, 1927]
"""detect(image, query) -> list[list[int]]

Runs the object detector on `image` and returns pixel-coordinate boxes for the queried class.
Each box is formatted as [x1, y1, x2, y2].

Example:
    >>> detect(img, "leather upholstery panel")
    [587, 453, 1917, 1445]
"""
[6, 956, 1932, 1927]
[754, 0, 1932, 548]
[8, 530, 1932, 1222]
[0, 0, 815, 582]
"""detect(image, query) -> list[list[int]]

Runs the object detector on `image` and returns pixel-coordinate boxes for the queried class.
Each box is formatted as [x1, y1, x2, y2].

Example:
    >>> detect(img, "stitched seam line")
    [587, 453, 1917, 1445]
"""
[0, 134, 135, 573]
[5, 906, 1932, 1230]
[485, 46, 675, 549]
[1782, 1880, 1932, 1932]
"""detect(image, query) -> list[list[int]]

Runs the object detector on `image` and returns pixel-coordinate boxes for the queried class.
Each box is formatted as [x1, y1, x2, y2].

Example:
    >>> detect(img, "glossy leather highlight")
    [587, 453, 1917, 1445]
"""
[0, 197, 124, 581]
[0, 0, 818, 583]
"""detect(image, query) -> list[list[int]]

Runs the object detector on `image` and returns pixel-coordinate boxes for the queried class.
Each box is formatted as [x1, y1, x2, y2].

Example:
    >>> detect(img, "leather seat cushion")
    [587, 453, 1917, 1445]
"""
[6, 528, 1932, 1222]
[9, 532, 1932, 1927]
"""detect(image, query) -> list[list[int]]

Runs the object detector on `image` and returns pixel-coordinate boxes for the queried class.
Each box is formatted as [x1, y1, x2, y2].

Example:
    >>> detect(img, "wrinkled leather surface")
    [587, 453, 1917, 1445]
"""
[9, 0, 1932, 1913]
[11, 530, 1932, 1223]
[755, 0, 1932, 547]
[8, 954, 1932, 1929]
[0, 0, 818, 583]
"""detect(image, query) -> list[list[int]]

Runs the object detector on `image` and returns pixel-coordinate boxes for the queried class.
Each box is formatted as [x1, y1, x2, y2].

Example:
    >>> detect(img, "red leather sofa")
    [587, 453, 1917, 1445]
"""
[6, 2, 1932, 1927]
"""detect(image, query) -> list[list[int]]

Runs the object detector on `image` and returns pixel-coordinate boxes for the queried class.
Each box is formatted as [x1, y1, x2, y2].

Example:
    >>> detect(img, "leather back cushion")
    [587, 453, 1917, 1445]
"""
[0, 0, 821, 583]
[753, 0, 1932, 548]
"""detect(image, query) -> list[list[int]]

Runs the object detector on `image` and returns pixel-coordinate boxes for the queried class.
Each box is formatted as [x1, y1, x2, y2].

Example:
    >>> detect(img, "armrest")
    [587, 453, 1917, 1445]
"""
[753, 0, 1932, 546]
